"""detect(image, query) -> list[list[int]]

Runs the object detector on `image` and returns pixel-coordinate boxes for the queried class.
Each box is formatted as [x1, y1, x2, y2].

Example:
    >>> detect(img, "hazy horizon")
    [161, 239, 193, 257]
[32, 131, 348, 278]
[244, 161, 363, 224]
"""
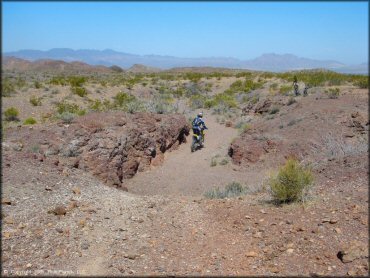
[3, 2, 369, 65]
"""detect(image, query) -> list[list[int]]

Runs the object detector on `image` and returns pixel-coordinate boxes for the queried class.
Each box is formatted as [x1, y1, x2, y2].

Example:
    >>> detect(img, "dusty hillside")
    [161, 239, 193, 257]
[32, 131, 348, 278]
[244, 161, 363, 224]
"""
[1, 67, 369, 276]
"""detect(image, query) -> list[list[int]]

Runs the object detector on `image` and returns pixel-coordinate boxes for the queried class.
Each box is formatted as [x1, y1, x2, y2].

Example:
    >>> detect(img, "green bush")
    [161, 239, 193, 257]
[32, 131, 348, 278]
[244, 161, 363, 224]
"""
[4, 107, 19, 121]
[68, 76, 87, 87]
[23, 117, 37, 125]
[2, 78, 16, 97]
[279, 84, 291, 95]
[55, 101, 86, 115]
[113, 92, 136, 107]
[71, 86, 87, 97]
[353, 77, 368, 89]
[29, 96, 42, 106]
[204, 182, 246, 199]
[269, 158, 313, 203]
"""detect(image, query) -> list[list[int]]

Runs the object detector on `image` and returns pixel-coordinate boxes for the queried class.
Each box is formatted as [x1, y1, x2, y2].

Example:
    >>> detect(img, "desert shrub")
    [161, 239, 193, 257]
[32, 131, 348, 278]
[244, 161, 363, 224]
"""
[71, 86, 87, 97]
[88, 99, 104, 111]
[34, 81, 42, 89]
[124, 100, 145, 114]
[269, 106, 280, 114]
[213, 93, 238, 108]
[113, 92, 136, 107]
[4, 107, 19, 121]
[279, 84, 291, 95]
[29, 96, 42, 106]
[184, 72, 203, 83]
[189, 94, 207, 109]
[68, 76, 87, 87]
[2, 78, 16, 97]
[353, 77, 368, 89]
[227, 78, 263, 94]
[204, 182, 246, 199]
[325, 88, 340, 99]
[88, 98, 113, 112]
[49, 76, 68, 86]
[147, 99, 175, 114]
[55, 101, 85, 115]
[220, 158, 229, 165]
[269, 158, 313, 203]
[23, 117, 37, 125]
[58, 112, 75, 124]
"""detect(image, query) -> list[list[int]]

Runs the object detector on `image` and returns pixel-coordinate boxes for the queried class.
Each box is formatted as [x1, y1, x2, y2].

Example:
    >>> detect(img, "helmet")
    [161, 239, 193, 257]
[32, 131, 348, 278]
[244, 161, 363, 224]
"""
[198, 112, 203, 118]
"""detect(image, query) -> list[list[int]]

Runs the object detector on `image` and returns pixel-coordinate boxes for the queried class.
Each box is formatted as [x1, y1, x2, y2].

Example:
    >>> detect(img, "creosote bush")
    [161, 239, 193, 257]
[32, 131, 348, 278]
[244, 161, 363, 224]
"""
[269, 158, 313, 203]
[4, 107, 19, 121]
[71, 86, 88, 97]
[23, 117, 37, 125]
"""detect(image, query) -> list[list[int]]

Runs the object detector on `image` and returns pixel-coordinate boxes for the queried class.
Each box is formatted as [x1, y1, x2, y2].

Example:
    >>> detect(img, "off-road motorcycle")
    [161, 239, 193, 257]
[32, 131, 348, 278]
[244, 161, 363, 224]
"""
[191, 129, 205, 152]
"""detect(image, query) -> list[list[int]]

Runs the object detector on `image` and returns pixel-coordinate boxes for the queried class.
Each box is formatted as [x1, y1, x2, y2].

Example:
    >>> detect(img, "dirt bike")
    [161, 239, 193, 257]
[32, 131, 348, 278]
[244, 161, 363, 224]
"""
[191, 129, 205, 152]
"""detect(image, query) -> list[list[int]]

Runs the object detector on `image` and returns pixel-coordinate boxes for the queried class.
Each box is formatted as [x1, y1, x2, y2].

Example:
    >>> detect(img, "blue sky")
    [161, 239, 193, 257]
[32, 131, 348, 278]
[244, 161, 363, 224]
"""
[2, 1, 368, 64]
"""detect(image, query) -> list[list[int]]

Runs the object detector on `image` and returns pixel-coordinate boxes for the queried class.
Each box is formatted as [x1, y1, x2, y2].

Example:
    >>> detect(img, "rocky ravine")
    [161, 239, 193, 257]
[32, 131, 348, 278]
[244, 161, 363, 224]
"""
[3, 112, 190, 190]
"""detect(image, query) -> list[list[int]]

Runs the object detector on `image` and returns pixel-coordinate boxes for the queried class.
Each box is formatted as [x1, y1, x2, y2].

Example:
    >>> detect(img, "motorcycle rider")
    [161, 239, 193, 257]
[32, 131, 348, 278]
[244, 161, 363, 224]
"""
[192, 112, 208, 145]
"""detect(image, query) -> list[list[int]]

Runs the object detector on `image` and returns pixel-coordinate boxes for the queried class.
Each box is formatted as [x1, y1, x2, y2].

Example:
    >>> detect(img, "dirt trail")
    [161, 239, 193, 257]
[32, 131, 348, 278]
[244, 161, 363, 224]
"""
[126, 113, 262, 196]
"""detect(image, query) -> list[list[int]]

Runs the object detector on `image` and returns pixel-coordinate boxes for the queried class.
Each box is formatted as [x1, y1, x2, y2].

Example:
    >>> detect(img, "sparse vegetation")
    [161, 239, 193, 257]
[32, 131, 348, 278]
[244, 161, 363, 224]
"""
[71, 86, 88, 97]
[29, 96, 42, 106]
[58, 112, 75, 124]
[55, 101, 86, 116]
[269, 158, 314, 203]
[4, 107, 19, 121]
[325, 87, 340, 99]
[204, 182, 246, 199]
[23, 117, 37, 125]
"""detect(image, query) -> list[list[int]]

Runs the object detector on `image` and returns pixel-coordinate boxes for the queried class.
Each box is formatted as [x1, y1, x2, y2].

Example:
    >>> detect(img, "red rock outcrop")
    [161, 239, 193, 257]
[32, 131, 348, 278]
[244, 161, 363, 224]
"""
[4, 112, 190, 190]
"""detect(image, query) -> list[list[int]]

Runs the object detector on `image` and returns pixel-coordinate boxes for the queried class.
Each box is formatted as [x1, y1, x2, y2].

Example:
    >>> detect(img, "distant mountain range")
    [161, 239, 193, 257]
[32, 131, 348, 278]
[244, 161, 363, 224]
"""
[3, 48, 368, 74]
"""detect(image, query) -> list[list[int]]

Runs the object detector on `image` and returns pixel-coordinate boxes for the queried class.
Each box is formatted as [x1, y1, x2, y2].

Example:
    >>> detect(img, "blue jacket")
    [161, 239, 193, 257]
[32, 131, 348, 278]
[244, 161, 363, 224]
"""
[192, 116, 207, 130]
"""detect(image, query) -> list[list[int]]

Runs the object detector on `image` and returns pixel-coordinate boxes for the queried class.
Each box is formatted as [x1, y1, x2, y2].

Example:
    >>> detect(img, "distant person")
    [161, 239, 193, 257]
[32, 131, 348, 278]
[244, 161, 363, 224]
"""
[192, 112, 208, 141]
[293, 75, 299, 96]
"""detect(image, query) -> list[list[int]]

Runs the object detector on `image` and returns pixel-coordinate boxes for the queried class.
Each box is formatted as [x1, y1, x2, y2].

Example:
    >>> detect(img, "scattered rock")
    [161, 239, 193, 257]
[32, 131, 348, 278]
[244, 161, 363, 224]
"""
[246, 251, 258, 257]
[49, 205, 67, 216]
[337, 241, 368, 263]
[124, 253, 138, 260]
[72, 187, 81, 195]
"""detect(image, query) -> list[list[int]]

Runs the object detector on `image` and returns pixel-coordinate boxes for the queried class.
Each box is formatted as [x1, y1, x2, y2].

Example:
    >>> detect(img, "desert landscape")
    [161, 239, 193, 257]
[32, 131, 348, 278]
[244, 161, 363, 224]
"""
[1, 56, 368, 276]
